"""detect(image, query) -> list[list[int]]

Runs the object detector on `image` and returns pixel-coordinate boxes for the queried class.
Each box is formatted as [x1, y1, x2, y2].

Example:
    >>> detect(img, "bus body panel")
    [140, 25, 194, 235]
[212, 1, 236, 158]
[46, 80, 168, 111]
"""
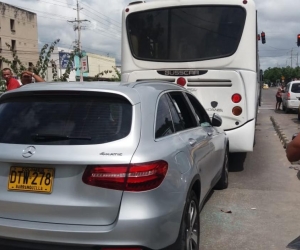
[121, 0, 259, 152]
[121, 0, 257, 75]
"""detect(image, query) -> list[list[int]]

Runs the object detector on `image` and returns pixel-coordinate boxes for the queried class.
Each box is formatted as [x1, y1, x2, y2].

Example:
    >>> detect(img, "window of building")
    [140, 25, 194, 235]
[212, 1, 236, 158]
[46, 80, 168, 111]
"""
[11, 40, 16, 51]
[29, 62, 33, 67]
[0, 38, 2, 52]
[10, 19, 15, 32]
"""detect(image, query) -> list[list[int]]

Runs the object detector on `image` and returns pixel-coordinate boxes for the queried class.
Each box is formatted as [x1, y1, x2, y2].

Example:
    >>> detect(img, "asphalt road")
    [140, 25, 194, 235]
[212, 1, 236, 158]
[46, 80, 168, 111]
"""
[200, 87, 300, 250]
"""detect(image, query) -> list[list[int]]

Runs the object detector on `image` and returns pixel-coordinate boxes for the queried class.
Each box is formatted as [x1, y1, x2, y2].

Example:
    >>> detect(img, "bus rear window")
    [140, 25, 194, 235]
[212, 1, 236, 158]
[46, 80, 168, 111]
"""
[127, 5, 246, 62]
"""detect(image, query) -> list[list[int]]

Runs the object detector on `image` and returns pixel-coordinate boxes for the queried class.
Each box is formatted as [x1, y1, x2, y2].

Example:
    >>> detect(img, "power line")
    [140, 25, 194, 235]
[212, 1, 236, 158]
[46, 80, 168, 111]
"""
[79, 1, 121, 28]
[68, 0, 90, 82]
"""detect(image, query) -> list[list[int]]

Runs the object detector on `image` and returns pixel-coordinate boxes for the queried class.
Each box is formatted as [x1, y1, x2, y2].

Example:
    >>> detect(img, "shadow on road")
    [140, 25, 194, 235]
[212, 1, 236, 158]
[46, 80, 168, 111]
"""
[228, 152, 247, 172]
[291, 118, 299, 124]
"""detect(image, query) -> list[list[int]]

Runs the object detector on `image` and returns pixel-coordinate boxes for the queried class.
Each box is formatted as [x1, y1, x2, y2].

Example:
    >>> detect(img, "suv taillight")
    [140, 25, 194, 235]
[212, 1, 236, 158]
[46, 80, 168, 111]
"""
[82, 161, 168, 192]
[287, 92, 291, 100]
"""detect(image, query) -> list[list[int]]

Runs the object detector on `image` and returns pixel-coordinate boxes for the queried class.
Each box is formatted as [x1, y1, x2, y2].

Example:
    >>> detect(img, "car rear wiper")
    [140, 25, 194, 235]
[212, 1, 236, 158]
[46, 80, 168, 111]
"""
[31, 134, 92, 141]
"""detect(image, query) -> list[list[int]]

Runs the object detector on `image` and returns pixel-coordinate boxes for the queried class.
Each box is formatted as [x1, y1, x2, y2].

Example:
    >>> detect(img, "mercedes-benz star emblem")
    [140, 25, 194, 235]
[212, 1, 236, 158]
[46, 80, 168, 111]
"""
[211, 101, 218, 108]
[22, 146, 36, 158]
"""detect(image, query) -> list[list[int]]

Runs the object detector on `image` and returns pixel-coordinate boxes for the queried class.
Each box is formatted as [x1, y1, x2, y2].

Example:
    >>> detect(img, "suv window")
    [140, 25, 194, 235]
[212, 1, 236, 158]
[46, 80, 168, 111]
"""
[167, 92, 197, 132]
[0, 93, 132, 145]
[155, 94, 174, 139]
[185, 93, 211, 127]
[291, 83, 300, 93]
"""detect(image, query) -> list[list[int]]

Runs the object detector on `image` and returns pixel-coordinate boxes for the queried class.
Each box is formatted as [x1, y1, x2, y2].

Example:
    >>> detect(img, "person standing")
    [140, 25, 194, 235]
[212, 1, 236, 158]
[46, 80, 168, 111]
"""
[2, 68, 20, 91]
[275, 86, 283, 110]
[20, 70, 45, 85]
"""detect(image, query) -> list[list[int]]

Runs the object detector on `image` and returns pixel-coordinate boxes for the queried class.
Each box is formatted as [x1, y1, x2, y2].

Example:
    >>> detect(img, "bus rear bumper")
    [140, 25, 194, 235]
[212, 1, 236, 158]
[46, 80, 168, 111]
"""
[225, 119, 255, 153]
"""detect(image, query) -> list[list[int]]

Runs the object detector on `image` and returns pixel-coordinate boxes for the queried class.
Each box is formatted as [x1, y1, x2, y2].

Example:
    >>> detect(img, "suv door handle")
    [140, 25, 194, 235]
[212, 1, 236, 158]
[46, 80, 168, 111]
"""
[189, 138, 197, 147]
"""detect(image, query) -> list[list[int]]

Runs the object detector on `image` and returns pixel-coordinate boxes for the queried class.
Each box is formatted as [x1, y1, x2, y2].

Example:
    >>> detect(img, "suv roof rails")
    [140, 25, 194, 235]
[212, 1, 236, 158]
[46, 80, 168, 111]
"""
[128, 1, 146, 6]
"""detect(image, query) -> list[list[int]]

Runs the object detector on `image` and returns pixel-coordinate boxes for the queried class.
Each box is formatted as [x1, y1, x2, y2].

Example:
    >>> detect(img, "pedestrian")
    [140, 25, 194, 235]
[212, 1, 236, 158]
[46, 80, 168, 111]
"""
[1, 68, 20, 91]
[286, 133, 300, 162]
[20, 70, 45, 86]
[275, 86, 283, 110]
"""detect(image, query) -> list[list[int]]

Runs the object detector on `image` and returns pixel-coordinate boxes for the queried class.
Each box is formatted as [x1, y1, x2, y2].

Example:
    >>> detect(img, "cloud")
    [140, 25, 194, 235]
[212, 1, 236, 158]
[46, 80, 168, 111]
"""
[6, 0, 300, 70]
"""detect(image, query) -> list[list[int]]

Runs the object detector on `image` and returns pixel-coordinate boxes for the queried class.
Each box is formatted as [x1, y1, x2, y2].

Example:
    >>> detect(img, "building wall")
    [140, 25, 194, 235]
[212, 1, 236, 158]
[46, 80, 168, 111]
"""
[46, 47, 77, 82]
[76, 53, 116, 79]
[0, 2, 39, 73]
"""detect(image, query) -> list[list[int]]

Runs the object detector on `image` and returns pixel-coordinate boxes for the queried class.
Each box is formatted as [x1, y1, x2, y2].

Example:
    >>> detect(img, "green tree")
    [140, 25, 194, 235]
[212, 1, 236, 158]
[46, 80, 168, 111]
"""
[0, 39, 76, 82]
[94, 66, 121, 82]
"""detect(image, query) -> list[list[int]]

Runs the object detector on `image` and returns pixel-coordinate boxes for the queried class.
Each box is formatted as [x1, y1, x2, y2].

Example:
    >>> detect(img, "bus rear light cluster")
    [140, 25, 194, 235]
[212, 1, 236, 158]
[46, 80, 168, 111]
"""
[177, 77, 186, 86]
[82, 161, 168, 192]
[232, 106, 242, 116]
[232, 93, 242, 103]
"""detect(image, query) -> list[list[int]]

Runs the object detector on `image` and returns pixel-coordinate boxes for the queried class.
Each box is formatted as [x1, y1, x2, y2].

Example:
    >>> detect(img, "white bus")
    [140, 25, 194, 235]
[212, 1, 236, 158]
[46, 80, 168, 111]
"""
[121, 0, 260, 152]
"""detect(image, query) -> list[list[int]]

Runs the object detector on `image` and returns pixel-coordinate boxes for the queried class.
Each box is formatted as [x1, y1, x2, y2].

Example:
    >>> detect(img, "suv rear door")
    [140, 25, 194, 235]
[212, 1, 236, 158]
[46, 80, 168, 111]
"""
[0, 91, 140, 226]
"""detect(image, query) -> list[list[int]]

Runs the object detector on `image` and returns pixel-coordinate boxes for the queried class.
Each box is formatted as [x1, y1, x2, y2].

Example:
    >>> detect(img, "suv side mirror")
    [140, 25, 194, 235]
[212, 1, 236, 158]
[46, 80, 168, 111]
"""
[211, 113, 222, 127]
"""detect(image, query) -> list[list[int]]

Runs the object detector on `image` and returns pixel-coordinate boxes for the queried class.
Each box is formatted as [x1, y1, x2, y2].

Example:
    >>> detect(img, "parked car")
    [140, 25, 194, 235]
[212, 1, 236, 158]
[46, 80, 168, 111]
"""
[0, 81, 228, 250]
[263, 83, 269, 89]
[282, 81, 300, 113]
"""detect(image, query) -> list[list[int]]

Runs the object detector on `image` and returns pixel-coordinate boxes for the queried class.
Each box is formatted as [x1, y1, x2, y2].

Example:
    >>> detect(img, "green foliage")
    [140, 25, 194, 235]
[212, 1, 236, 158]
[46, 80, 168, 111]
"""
[94, 66, 121, 82]
[264, 66, 300, 84]
[0, 39, 75, 82]
[0, 75, 6, 93]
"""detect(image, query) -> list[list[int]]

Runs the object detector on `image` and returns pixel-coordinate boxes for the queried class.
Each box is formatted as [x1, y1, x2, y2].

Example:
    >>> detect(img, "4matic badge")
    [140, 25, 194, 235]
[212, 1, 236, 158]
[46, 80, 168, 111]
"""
[100, 152, 123, 156]
[206, 101, 223, 112]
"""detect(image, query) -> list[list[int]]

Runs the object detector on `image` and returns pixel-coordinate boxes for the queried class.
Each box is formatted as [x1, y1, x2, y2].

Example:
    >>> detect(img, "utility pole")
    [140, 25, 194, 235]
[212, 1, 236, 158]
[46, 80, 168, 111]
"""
[68, 0, 89, 82]
[291, 48, 293, 68]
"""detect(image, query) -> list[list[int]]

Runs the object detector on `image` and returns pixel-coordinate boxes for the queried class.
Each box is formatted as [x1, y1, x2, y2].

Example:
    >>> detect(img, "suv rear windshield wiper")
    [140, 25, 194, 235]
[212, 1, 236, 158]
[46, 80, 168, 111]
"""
[31, 134, 92, 141]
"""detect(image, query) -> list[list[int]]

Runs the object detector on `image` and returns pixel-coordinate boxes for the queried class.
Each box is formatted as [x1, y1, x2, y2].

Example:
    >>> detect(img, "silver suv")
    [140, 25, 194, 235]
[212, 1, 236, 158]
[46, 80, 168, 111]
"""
[0, 81, 228, 250]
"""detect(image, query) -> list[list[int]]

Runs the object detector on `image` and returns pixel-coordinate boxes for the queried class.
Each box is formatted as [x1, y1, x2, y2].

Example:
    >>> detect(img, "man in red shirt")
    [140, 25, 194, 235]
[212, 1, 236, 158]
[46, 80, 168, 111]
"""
[2, 68, 20, 91]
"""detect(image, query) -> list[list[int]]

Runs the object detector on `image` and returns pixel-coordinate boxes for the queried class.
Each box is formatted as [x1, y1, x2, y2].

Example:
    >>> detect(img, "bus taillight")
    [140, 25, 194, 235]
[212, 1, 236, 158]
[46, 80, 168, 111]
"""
[232, 94, 242, 103]
[232, 106, 242, 116]
[177, 77, 186, 86]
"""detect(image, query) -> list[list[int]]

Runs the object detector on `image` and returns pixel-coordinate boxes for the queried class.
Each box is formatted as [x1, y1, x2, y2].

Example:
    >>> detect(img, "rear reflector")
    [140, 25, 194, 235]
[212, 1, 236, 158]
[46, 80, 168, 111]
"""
[232, 106, 242, 116]
[177, 77, 186, 86]
[232, 93, 242, 103]
[82, 161, 168, 192]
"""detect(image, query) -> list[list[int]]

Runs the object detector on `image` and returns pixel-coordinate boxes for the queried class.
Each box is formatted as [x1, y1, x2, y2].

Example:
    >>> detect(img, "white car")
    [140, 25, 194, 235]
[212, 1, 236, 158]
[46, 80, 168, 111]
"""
[282, 81, 300, 113]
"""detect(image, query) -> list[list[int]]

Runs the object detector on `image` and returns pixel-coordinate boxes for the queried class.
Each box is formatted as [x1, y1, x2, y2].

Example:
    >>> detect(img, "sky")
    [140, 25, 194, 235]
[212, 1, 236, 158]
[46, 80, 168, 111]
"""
[3, 0, 300, 71]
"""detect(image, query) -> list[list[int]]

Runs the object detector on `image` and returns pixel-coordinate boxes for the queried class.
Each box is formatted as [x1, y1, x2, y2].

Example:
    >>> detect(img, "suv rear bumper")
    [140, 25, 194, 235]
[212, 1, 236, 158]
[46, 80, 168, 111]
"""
[0, 192, 185, 250]
[286, 100, 300, 109]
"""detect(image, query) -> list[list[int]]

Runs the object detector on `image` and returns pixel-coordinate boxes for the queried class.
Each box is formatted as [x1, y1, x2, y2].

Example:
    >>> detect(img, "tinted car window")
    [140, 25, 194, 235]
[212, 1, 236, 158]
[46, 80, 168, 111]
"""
[291, 83, 300, 93]
[0, 93, 132, 145]
[127, 6, 246, 61]
[167, 92, 197, 131]
[155, 94, 174, 139]
[186, 93, 211, 127]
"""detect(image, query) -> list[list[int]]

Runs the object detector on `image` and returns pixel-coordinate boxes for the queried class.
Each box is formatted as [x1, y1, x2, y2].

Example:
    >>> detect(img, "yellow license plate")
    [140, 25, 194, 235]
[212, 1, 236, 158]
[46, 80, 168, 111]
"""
[8, 167, 55, 193]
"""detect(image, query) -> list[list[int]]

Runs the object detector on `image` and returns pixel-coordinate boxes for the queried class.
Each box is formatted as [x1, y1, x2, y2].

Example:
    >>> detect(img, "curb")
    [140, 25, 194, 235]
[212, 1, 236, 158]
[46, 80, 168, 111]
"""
[270, 116, 289, 149]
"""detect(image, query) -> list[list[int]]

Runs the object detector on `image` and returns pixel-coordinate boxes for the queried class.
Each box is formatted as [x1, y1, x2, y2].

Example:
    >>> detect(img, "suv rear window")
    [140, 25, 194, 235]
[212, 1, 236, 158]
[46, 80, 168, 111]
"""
[0, 92, 132, 145]
[291, 83, 300, 93]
